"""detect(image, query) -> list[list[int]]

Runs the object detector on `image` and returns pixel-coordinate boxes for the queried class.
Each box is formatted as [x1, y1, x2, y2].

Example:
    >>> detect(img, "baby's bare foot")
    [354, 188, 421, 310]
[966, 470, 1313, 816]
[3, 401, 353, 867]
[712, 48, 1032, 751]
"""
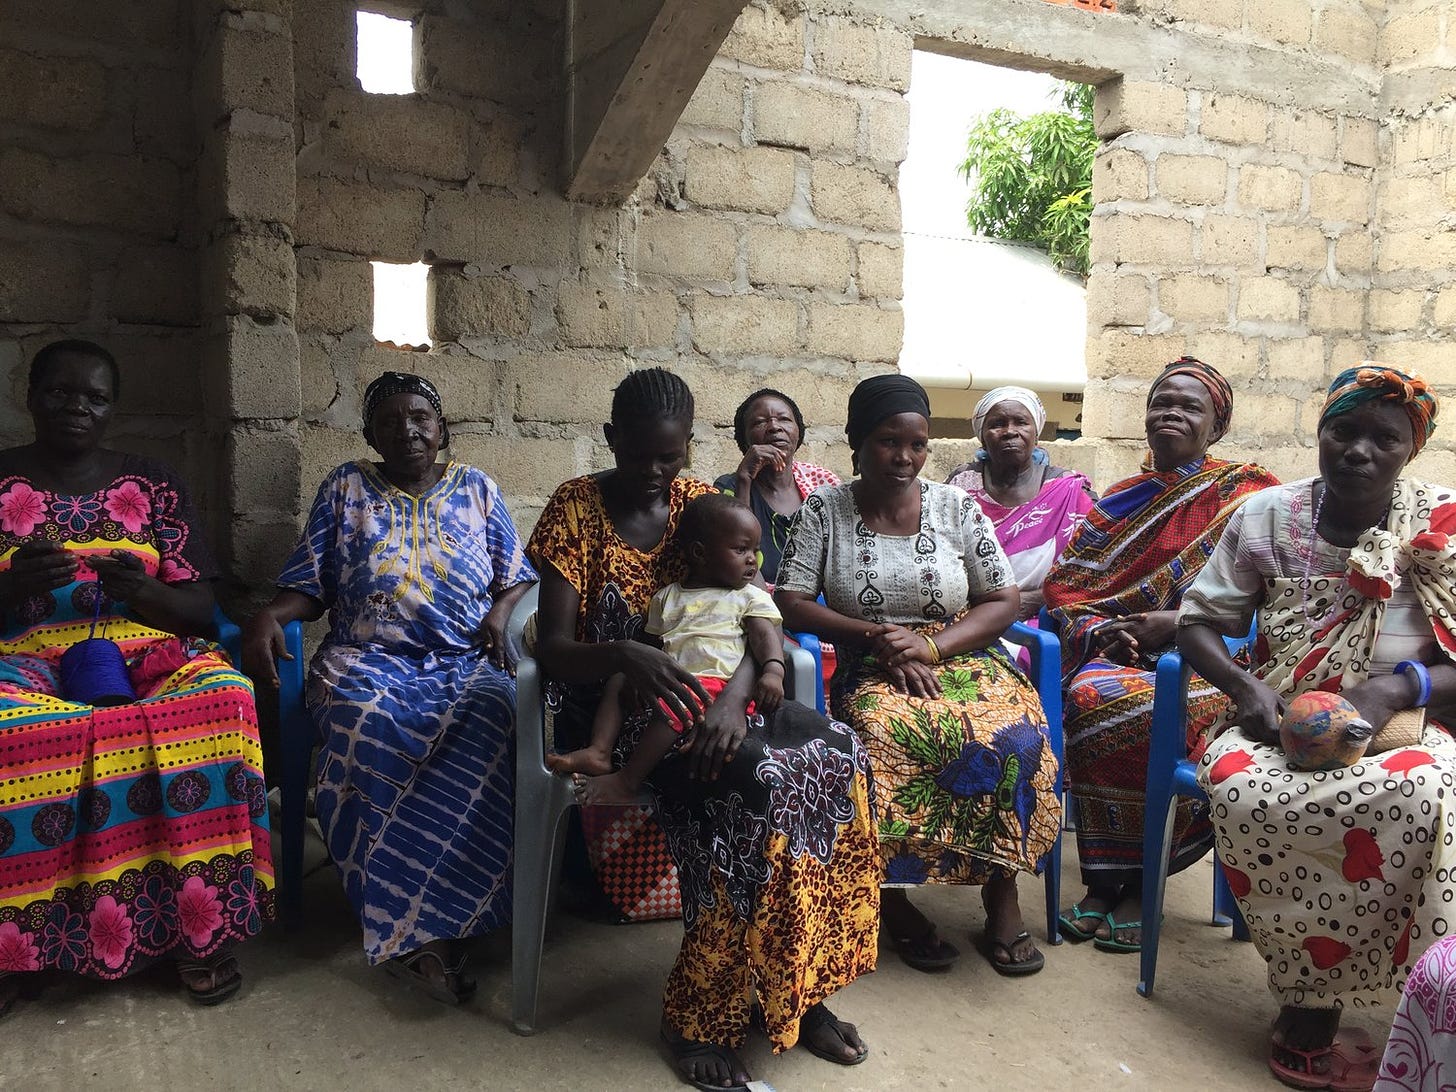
[573, 771, 642, 805]
[546, 746, 613, 776]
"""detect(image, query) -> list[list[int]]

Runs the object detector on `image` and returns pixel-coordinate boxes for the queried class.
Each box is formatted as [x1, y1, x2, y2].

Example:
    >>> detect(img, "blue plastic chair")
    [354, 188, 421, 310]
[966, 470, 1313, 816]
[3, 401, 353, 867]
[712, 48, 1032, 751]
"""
[1138, 623, 1255, 998]
[214, 609, 308, 929]
[507, 585, 823, 1034]
[792, 621, 1066, 946]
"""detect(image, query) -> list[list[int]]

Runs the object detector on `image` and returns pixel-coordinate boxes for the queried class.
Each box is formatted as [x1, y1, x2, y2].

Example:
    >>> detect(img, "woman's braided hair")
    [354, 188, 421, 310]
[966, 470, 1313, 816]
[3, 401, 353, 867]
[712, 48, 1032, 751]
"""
[610, 367, 694, 427]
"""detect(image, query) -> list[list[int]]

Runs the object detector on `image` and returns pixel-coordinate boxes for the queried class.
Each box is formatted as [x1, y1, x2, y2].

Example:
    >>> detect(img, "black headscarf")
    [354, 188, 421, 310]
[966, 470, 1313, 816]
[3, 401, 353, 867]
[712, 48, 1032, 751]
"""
[845, 374, 931, 451]
[363, 371, 450, 446]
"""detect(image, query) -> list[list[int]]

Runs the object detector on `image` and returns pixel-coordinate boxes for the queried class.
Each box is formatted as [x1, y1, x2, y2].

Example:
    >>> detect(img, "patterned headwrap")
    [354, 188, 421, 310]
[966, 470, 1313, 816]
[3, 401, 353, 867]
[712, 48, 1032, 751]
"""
[1148, 356, 1234, 437]
[1318, 364, 1438, 459]
[363, 371, 450, 445]
[845, 374, 931, 451]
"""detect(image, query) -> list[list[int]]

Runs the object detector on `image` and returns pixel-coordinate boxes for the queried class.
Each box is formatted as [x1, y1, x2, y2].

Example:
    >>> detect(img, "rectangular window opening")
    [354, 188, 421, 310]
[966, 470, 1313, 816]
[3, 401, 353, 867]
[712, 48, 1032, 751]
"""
[356, 11, 416, 95]
[900, 49, 1089, 439]
[371, 261, 431, 348]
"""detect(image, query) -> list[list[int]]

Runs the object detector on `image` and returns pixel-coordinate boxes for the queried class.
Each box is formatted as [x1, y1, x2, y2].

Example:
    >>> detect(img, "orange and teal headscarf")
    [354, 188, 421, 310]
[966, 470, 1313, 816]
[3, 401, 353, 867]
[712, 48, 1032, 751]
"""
[1318, 364, 1438, 459]
[1148, 356, 1234, 437]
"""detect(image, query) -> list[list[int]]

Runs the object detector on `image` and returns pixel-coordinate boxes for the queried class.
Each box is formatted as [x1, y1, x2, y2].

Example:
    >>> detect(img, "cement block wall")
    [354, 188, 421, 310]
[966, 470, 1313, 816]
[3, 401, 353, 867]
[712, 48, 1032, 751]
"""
[0, 1, 209, 503]
[1, 0, 1454, 602]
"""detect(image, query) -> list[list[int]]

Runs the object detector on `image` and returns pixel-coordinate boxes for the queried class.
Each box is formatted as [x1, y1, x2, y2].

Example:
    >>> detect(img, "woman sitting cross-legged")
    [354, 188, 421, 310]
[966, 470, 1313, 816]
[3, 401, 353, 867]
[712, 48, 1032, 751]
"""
[244, 372, 536, 1005]
[528, 368, 880, 1091]
[0, 339, 273, 1016]
[1179, 365, 1456, 1091]
[1042, 356, 1278, 953]
[775, 373, 1062, 978]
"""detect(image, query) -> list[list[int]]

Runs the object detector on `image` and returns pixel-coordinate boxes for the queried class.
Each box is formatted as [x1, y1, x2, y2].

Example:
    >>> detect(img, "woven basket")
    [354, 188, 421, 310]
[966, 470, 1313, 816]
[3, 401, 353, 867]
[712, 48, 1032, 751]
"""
[1368, 706, 1427, 755]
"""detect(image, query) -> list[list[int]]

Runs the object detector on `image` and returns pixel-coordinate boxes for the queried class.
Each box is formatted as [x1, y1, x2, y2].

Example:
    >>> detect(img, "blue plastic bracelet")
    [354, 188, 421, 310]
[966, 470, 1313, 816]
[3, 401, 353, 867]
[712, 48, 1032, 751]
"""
[1394, 660, 1432, 708]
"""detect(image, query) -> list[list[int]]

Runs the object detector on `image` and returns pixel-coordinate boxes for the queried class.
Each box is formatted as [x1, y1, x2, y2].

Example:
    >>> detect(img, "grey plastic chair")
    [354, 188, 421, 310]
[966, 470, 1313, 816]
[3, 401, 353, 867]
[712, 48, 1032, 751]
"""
[506, 584, 817, 1035]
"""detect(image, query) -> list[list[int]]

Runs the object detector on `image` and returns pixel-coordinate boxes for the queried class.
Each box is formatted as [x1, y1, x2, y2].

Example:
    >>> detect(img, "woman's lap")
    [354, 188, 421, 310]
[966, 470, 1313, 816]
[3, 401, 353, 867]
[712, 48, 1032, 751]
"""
[1202, 727, 1456, 1008]
[309, 648, 516, 961]
[1066, 658, 1224, 882]
[0, 646, 273, 979]
[832, 647, 1059, 885]
[649, 701, 880, 1053]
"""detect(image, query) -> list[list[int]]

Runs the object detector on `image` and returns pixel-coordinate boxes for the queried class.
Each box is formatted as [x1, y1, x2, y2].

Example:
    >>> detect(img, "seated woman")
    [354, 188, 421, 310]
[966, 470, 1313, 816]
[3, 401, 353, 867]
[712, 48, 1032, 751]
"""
[529, 368, 879, 1091]
[0, 339, 273, 1015]
[1179, 366, 1455, 1091]
[1042, 357, 1277, 952]
[243, 372, 535, 1005]
[713, 388, 839, 586]
[944, 385, 1095, 622]
[1375, 935, 1456, 1091]
[776, 374, 1061, 977]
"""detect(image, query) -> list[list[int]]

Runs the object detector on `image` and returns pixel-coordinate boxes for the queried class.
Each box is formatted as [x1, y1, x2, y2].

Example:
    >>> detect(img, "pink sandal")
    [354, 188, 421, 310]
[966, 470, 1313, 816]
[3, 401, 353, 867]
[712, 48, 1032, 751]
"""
[1268, 1028, 1380, 1092]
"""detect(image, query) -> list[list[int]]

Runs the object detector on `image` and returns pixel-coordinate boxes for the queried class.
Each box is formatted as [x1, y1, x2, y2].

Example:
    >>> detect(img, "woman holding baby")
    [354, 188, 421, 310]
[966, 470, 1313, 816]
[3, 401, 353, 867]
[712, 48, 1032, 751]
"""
[528, 368, 880, 1091]
[1178, 366, 1456, 1089]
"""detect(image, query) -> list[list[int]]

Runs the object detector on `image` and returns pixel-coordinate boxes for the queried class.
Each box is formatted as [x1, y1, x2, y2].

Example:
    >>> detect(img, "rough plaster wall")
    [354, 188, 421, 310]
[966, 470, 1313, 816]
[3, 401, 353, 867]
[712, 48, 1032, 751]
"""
[0, 1, 207, 503]
[1370, 0, 1456, 488]
[291, 0, 905, 536]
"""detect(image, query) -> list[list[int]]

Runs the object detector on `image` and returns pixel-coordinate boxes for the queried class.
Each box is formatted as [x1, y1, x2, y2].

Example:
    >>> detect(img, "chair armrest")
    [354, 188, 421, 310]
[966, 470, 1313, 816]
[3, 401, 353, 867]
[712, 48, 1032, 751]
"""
[784, 641, 815, 706]
[214, 607, 241, 657]
[507, 583, 540, 659]
[1004, 620, 1064, 783]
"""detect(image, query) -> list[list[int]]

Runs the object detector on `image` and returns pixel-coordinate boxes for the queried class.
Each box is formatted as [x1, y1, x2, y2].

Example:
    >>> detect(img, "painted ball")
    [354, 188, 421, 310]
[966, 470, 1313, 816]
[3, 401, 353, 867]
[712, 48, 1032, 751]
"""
[1279, 691, 1373, 771]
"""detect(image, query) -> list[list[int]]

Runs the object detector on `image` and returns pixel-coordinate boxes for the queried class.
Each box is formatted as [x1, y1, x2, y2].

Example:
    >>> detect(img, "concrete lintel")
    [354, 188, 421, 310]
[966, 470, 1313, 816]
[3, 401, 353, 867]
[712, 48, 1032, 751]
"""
[856, 0, 1377, 115]
[566, 0, 746, 204]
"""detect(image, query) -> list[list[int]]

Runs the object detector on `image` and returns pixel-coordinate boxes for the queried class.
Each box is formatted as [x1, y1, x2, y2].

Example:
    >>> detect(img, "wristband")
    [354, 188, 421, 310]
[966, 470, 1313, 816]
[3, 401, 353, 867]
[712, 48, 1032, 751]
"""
[760, 657, 786, 672]
[923, 634, 942, 664]
[1394, 660, 1432, 708]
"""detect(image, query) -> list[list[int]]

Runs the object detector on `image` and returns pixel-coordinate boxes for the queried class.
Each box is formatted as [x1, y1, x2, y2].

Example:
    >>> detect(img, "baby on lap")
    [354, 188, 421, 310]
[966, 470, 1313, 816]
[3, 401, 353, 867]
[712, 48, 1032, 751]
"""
[547, 494, 785, 804]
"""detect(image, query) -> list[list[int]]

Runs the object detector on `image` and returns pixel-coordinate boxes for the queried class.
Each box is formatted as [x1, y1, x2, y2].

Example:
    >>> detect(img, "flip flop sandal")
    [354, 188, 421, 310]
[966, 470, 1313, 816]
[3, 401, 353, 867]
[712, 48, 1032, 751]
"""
[887, 923, 960, 972]
[1057, 904, 1111, 942]
[1092, 912, 1145, 954]
[177, 952, 242, 1006]
[799, 1003, 869, 1066]
[660, 1027, 753, 1092]
[977, 930, 1045, 976]
[384, 948, 476, 1006]
[1268, 1029, 1381, 1091]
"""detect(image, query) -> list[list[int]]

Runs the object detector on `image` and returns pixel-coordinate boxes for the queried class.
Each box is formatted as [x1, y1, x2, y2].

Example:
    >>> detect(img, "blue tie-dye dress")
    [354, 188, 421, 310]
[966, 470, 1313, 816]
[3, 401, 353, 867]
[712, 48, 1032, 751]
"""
[277, 460, 536, 963]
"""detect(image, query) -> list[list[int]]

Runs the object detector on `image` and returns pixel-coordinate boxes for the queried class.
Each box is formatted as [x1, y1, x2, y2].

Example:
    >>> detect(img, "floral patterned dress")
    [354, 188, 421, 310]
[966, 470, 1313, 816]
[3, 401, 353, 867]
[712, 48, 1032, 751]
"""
[277, 461, 536, 964]
[0, 452, 273, 980]
[528, 474, 880, 1054]
[776, 479, 1061, 886]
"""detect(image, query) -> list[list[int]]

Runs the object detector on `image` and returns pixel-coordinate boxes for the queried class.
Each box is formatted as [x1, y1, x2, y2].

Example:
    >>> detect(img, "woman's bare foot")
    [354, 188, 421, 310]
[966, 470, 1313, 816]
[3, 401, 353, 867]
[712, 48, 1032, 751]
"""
[572, 770, 643, 805]
[546, 745, 613, 776]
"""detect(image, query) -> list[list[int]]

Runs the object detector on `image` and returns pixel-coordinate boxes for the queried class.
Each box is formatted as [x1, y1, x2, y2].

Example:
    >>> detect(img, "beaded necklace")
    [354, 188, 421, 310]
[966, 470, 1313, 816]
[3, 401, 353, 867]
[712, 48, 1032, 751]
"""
[1300, 483, 1329, 627]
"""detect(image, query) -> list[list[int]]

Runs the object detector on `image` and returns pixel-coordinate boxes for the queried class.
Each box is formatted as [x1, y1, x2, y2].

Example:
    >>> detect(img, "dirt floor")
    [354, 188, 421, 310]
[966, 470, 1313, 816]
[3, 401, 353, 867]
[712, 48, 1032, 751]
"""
[0, 820, 1395, 1092]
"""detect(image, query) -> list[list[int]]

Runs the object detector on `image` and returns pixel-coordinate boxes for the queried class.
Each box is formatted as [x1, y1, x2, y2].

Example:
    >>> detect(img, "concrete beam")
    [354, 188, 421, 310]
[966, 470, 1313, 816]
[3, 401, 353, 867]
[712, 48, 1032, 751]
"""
[856, 0, 1378, 114]
[566, 0, 746, 204]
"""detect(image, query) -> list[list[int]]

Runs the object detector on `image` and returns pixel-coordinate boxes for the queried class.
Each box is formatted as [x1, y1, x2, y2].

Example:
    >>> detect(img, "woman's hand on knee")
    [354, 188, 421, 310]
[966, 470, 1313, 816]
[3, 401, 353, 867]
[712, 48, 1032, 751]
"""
[1230, 675, 1283, 745]
[241, 614, 290, 689]
[886, 660, 941, 699]
[618, 642, 713, 729]
[869, 623, 933, 668]
[682, 698, 748, 781]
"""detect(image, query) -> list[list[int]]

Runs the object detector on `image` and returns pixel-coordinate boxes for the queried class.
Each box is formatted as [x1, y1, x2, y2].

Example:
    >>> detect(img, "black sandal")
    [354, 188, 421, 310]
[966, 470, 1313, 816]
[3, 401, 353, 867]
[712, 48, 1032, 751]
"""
[976, 930, 1045, 977]
[660, 1026, 751, 1091]
[176, 951, 243, 1005]
[887, 923, 960, 971]
[384, 947, 476, 1006]
[799, 1003, 868, 1066]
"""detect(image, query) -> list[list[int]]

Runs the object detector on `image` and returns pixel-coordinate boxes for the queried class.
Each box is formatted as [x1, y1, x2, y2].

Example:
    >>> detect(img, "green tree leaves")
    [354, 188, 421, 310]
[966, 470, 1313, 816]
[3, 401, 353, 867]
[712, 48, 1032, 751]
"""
[959, 81, 1095, 277]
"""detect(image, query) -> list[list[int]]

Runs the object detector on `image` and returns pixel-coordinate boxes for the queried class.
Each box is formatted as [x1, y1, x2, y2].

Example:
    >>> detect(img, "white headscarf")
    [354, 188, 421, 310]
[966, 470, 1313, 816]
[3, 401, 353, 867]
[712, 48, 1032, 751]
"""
[972, 385, 1047, 440]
